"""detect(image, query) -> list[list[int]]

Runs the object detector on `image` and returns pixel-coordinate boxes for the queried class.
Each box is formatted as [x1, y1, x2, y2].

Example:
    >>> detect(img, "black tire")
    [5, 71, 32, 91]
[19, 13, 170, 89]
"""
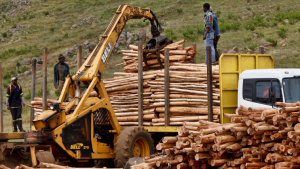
[114, 127, 154, 168]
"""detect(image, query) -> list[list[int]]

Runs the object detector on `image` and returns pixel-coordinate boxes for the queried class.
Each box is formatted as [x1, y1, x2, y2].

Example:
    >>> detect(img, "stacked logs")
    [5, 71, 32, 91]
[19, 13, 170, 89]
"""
[29, 98, 68, 116]
[104, 63, 220, 126]
[133, 102, 300, 169]
[117, 40, 196, 73]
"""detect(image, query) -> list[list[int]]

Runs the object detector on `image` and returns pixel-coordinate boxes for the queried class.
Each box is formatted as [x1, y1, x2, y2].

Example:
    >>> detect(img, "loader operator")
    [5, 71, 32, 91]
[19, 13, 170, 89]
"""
[6, 77, 26, 132]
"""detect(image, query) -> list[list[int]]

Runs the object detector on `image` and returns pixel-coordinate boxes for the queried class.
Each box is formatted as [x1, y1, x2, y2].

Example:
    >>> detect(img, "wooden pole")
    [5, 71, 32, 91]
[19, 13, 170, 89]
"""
[42, 48, 47, 111]
[164, 48, 170, 126]
[259, 47, 264, 54]
[30, 59, 36, 131]
[0, 62, 3, 132]
[138, 42, 143, 126]
[206, 46, 213, 122]
[192, 44, 197, 64]
[77, 45, 82, 70]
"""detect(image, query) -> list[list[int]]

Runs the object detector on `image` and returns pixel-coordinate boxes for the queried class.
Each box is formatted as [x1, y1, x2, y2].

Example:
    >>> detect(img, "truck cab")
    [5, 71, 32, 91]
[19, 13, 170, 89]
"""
[238, 69, 300, 108]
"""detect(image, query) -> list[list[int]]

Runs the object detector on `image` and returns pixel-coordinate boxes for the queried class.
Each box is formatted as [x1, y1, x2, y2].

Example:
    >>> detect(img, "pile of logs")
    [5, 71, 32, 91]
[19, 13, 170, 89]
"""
[133, 102, 300, 169]
[104, 63, 220, 126]
[116, 40, 196, 73]
[30, 63, 220, 126]
[29, 98, 68, 116]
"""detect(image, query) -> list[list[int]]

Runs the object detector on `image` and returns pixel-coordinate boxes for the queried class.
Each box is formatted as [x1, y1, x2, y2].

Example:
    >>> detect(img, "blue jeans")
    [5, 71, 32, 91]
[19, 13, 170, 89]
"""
[205, 32, 216, 64]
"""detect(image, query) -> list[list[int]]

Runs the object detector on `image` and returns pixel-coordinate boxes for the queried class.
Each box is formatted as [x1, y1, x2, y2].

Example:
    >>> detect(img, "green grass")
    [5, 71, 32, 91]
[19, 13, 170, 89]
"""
[248, 44, 257, 50]
[1, 0, 300, 132]
[277, 27, 288, 38]
[267, 38, 278, 46]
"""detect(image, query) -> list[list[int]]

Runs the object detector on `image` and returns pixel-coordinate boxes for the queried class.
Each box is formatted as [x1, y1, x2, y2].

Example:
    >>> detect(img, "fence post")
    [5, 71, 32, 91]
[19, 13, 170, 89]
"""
[259, 47, 264, 54]
[138, 42, 143, 126]
[206, 46, 213, 122]
[30, 59, 37, 131]
[42, 48, 47, 111]
[0, 62, 3, 132]
[164, 48, 170, 126]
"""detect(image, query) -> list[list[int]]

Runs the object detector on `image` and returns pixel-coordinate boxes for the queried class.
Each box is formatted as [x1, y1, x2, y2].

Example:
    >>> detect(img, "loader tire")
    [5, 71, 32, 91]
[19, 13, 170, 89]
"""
[114, 127, 154, 168]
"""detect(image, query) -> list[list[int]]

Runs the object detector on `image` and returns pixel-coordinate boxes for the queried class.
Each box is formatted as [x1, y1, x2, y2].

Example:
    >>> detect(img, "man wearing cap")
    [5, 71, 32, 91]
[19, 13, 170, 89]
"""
[6, 77, 26, 132]
[54, 54, 70, 101]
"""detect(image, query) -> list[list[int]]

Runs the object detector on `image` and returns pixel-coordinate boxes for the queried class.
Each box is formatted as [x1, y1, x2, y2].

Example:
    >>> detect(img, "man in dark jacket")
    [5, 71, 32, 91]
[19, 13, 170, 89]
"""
[54, 54, 70, 101]
[6, 77, 26, 132]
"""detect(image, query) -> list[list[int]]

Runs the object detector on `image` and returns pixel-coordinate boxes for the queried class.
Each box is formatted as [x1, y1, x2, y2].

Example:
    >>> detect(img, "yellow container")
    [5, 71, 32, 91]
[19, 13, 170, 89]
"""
[219, 54, 274, 123]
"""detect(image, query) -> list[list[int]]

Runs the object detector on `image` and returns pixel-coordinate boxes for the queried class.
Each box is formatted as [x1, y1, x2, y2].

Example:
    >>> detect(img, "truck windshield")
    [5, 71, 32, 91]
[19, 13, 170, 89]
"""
[282, 78, 300, 103]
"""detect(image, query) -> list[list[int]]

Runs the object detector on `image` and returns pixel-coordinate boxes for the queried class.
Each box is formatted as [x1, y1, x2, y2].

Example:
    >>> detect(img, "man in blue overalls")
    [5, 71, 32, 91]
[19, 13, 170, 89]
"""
[6, 77, 26, 132]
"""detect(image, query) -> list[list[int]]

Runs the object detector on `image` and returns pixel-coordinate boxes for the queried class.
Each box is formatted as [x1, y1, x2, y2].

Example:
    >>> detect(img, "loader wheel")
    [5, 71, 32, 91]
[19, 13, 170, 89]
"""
[114, 127, 154, 168]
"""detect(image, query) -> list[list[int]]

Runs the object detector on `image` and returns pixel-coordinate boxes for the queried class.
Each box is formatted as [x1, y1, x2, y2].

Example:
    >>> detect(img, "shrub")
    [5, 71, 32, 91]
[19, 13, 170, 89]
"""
[193, 12, 197, 16]
[43, 11, 49, 16]
[24, 89, 31, 100]
[227, 13, 234, 19]
[246, 7, 251, 10]
[230, 21, 241, 31]
[12, 24, 17, 28]
[2, 32, 7, 37]
[29, 14, 35, 19]
[253, 31, 264, 37]
[165, 28, 177, 40]
[244, 37, 252, 42]
[248, 44, 257, 50]
[20, 66, 29, 73]
[36, 87, 43, 97]
[266, 38, 278, 46]
[2, 14, 5, 18]
[289, 19, 295, 25]
[215, 10, 221, 17]
[277, 27, 288, 38]
[56, 7, 63, 11]
[22, 15, 27, 20]
[246, 0, 250, 3]
[182, 27, 196, 40]
[276, 5, 280, 11]
[243, 22, 255, 31]
[16, 61, 20, 70]
[3, 81, 9, 88]
[177, 8, 183, 14]
[64, 33, 68, 38]
[50, 27, 54, 32]
[271, 21, 277, 27]
[129, 23, 135, 28]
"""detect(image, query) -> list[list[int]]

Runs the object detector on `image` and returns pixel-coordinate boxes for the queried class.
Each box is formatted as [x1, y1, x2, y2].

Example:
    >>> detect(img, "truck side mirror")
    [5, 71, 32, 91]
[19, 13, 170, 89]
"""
[269, 86, 276, 108]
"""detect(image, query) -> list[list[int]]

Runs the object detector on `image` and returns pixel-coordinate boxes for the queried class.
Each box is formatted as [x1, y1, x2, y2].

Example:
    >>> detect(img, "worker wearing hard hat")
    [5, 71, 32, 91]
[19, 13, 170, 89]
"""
[6, 77, 26, 132]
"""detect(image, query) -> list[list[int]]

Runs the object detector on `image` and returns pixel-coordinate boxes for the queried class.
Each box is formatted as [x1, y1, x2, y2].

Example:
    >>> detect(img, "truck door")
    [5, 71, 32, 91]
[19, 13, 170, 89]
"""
[240, 78, 282, 108]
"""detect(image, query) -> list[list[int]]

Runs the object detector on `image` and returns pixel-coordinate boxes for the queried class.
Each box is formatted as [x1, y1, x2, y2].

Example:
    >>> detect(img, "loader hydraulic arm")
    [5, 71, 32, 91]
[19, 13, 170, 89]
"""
[48, 4, 169, 135]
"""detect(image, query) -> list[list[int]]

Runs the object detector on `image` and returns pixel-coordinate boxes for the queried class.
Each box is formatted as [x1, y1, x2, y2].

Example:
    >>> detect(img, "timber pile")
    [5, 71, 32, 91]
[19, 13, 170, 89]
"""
[133, 102, 300, 169]
[103, 63, 220, 126]
[29, 98, 68, 116]
[117, 40, 196, 73]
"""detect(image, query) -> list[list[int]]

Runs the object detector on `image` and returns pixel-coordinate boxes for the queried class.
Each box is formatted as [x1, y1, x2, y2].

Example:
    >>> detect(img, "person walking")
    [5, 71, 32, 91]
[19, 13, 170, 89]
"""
[54, 54, 70, 101]
[203, 3, 216, 64]
[6, 77, 26, 132]
[210, 7, 220, 64]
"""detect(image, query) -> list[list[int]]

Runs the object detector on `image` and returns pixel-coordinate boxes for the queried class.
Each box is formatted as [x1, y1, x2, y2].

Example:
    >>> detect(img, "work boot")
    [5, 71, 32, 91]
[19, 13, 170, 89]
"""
[13, 129, 18, 132]
[17, 120, 25, 132]
[13, 121, 18, 132]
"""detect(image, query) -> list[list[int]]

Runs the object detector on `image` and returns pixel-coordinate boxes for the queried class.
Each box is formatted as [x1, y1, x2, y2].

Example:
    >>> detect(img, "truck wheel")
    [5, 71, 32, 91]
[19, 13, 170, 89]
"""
[114, 127, 154, 168]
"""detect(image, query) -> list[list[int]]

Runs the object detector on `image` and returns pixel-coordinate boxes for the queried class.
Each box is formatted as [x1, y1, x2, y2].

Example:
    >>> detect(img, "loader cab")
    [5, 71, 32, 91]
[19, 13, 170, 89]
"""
[238, 69, 300, 108]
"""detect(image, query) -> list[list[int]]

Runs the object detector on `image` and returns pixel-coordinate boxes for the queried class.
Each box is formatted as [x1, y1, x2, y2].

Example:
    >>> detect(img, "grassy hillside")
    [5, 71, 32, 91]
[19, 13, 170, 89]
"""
[0, 0, 300, 132]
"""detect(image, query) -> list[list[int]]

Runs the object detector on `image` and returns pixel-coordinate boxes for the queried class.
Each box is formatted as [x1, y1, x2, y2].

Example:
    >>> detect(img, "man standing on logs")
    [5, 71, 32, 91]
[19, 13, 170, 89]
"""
[6, 77, 26, 132]
[203, 3, 216, 64]
[210, 7, 220, 64]
[54, 54, 70, 101]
